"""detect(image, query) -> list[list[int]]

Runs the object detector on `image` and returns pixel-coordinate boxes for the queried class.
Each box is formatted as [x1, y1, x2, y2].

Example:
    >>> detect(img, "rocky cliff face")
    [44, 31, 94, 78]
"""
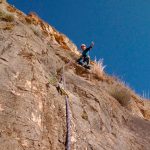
[0, 1, 150, 150]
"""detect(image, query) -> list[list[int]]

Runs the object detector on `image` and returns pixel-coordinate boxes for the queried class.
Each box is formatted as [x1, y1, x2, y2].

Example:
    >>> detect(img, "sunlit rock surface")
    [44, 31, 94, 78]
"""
[0, 1, 150, 150]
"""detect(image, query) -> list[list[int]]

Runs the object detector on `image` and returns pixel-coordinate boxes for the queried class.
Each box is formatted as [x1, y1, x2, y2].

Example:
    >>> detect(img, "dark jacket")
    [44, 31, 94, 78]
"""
[82, 46, 93, 57]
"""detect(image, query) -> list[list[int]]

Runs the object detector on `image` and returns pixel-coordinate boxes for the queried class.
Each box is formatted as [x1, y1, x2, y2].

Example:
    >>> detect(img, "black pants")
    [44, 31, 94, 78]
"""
[84, 56, 90, 65]
[77, 56, 90, 65]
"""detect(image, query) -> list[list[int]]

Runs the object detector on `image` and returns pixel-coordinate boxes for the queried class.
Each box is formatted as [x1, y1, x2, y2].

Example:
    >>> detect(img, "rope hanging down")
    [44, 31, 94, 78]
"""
[62, 62, 71, 150]
[65, 96, 71, 150]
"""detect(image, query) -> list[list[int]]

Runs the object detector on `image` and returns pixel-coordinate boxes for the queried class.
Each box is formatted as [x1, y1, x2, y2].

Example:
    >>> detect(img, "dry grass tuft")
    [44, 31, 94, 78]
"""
[92, 58, 106, 80]
[30, 25, 43, 37]
[109, 85, 131, 106]
[25, 16, 33, 24]
[25, 12, 41, 25]
[54, 33, 70, 50]
[6, 5, 16, 13]
[0, 9, 15, 22]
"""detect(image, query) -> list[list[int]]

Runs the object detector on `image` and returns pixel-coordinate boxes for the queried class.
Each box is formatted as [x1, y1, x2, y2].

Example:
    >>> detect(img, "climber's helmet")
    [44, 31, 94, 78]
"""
[81, 44, 86, 50]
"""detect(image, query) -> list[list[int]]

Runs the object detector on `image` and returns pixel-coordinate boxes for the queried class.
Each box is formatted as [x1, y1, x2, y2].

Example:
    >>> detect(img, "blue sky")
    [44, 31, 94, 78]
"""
[8, 0, 150, 97]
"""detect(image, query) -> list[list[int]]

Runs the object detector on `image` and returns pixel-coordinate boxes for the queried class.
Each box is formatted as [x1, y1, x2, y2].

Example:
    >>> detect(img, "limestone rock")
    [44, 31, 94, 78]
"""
[0, 2, 150, 150]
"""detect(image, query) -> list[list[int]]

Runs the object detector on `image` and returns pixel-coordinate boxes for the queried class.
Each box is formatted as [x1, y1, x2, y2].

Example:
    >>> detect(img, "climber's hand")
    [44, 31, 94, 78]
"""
[91, 41, 94, 47]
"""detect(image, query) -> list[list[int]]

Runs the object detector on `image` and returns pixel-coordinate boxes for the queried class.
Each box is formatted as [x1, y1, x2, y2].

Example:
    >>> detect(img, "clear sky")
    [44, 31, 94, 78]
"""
[8, 0, 150, 97]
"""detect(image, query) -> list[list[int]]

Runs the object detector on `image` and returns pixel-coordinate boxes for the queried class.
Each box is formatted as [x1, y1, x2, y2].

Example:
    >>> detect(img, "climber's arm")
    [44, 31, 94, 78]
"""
[85, 42, 95, 52]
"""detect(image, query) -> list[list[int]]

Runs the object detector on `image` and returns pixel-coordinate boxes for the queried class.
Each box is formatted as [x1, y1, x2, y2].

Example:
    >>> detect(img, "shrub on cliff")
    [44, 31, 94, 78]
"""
[0, 8, 14, 22]
[30, 24, 43, 37]
[109, 85, 131, 106]
[92, 58, 106, 80]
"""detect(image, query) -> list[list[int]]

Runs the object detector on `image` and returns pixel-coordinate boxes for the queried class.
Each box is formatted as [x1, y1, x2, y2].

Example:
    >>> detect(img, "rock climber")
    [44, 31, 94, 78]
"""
[77, 41, 94, 67]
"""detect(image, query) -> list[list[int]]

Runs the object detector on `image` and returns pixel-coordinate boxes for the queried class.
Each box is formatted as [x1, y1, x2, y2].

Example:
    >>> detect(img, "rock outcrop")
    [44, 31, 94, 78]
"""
[0, 2, 150, 150]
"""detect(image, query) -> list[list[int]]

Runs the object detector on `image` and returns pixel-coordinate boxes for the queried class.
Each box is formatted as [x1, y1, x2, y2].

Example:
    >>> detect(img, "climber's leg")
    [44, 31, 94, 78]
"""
[77, 56, 84, 65]
[84, 56, 90, 65]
